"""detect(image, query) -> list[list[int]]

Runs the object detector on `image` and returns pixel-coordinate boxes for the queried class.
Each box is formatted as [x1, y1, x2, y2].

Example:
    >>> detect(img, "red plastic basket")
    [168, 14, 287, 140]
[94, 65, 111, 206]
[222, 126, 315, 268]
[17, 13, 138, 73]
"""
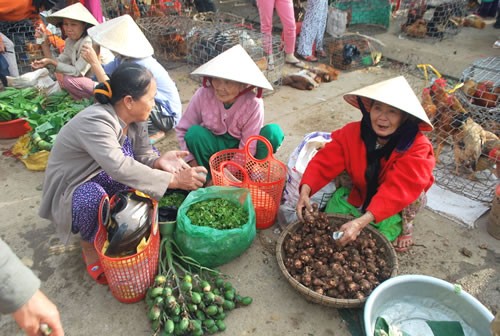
[94, 192, 160, 303]
[209, 136, 287, 229]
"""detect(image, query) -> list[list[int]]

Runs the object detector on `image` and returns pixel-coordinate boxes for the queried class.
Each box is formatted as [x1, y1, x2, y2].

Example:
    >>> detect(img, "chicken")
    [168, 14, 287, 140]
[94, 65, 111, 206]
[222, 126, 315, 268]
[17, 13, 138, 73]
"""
[428, 78, 469, 163]
[308, 64, 340, 83]
[472, 81, 498, 108]
[404, 19, 428, 38]
[463, 14, 486, 29]
[461, 79, 477, 97]
[282, 70, 320, 90]
[452, 116, 500, 179]
[421, 87, 437, 118]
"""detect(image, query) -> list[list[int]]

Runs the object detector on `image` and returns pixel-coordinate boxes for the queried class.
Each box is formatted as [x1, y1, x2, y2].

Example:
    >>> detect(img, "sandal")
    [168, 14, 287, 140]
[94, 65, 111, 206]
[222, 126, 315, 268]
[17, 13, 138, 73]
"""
[82, 252, 108, 285]
[300, 55, 318, 62]
[393, 234, 413, 253]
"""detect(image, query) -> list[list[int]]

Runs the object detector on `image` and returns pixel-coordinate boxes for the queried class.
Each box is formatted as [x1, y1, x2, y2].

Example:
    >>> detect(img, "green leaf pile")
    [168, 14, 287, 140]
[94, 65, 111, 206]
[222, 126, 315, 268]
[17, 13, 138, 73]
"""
[186, 198, 248, 230]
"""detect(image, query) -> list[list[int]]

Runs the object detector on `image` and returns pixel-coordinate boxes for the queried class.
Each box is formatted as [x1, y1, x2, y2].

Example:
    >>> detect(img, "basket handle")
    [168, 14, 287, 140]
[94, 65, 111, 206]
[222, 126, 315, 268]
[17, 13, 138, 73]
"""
[244, 135, 274, 162]
[219, 160, 249, 186]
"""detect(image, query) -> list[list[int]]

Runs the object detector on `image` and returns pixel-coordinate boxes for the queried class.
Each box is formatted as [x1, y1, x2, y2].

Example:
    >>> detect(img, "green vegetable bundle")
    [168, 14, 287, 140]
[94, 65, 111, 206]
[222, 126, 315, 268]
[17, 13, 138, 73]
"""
[186, 198, 247, 230]
[145, 234, 252, 335]
[28, 90, 92, 151]
[0, 87, 41, 122]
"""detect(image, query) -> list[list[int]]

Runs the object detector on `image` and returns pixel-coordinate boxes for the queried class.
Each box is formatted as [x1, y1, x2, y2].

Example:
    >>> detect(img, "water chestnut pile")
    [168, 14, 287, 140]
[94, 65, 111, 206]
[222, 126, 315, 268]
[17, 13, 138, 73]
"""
[282, 205, 393, 300]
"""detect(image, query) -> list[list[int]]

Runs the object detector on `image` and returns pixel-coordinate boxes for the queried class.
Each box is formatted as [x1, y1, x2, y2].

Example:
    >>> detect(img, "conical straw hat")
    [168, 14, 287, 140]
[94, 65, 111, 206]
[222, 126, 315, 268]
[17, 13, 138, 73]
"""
[191, 44, 273, 91]
[343, 76, 433, 131]
[87, 15, 154, 59]
[46, 3, 99, 26]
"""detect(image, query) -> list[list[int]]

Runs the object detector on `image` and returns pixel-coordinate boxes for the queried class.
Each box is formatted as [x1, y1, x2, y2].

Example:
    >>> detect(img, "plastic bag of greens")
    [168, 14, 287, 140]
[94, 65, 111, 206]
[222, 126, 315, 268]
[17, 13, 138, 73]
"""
[174, 186, 256, 268]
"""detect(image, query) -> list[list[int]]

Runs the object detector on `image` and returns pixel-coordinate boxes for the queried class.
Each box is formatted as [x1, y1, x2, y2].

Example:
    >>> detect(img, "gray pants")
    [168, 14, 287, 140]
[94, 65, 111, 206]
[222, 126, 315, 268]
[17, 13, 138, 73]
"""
[148, 102, 175, 134]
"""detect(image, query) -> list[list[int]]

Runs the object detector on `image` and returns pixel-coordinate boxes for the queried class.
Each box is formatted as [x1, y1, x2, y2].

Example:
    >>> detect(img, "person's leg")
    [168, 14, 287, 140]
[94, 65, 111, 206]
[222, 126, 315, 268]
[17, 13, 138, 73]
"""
[393, 192, 427, 252]
[276, 0, 298, 62]
[0, 33, 19, 77]
[184, 125, 239, 174]
[59, 75, 95, 100]
[296, 0, 317, 58]
[255, 124, 285, 159]
[314, 0, 329, 57]
[494, 3, 500, 28]
[257, 0, 276, 55]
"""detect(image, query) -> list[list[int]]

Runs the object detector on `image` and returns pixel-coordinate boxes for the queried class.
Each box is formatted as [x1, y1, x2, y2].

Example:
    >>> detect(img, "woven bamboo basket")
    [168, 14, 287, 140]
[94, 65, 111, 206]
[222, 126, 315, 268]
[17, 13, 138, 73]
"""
[276, 213, 398, 308]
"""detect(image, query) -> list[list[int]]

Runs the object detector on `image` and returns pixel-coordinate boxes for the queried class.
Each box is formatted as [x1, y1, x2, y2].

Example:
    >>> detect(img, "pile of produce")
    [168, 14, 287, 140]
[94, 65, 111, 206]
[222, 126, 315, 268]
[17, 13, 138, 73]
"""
[282, 205, 393, 300]
[145, 232, 252, 335]
[0, 87, 92, 151]
[0, 87, 41, 121]
[186, 198, 248, 230]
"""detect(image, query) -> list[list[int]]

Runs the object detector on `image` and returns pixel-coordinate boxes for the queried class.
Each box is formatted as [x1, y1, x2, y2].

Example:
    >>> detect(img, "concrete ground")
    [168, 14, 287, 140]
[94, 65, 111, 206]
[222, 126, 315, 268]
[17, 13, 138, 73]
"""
[0, 3, 499, 335]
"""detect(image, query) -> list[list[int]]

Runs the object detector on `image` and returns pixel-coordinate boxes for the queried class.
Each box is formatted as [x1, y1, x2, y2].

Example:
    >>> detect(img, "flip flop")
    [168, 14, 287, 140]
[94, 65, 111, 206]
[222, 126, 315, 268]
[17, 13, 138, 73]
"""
[82, 252, 108, 285]
[393, 234, 413, 253]
[300, 55, 318, 62]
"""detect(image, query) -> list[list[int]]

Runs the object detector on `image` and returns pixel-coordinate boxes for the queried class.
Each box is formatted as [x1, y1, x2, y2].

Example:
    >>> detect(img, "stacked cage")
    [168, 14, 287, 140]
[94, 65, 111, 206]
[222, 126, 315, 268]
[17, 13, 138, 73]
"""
[187, 26, 285, 88]
[101, 0, 184, 20]
[137, 16, 194, 63]
[136, 12, 246, 64]
[418, 62, 498, 203]
[395, 0, 467, 41]
[324, 34, 383, 71]
[0, 20, 45, 75]
[330, 0, 392, 33]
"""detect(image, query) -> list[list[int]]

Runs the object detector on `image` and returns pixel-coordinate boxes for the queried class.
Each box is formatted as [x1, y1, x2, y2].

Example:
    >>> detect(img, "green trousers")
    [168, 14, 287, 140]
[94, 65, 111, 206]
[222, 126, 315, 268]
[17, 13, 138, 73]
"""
[184, 124, 285, 175]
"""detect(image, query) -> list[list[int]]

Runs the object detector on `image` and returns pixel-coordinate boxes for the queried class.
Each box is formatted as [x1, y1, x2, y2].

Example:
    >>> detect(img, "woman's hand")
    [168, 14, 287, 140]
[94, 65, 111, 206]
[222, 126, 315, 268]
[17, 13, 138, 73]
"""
[335, 211, 374, 247]
[296, 184, 313, 222]
[80, 44, 100, 65]
[169, 166, 208, 190]
[155, 150, 191, 173]
[31, 58, 53, 69]
[12, 289, 64, 336]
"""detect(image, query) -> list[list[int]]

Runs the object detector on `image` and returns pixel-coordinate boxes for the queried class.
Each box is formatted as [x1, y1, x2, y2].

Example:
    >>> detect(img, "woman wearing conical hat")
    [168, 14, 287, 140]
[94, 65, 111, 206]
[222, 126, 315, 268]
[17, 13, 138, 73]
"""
[31, 3, 98, 99]
[80, 14, 182, 144]
[175, 45, 285, 176]
[296, 76, 436, 252]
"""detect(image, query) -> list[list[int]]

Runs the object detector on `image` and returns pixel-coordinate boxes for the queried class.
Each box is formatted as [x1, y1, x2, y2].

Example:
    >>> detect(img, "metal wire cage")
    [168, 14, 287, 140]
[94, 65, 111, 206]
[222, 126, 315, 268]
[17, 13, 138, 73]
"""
[456, 56, 500, 132]
[187, 25, 285, 88]
[101, 0, 184, 20]
[324, 33, 383, 71]
[394, 0, 468, 41]
[0, 19, 44, 75]
[136, 16, 194, 63]
[407, 62, 498, 203]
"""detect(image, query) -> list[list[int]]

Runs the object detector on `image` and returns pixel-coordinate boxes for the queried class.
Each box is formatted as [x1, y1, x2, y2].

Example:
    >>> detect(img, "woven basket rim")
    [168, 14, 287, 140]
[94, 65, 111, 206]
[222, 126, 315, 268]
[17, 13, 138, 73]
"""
[276, 213, 398, 308]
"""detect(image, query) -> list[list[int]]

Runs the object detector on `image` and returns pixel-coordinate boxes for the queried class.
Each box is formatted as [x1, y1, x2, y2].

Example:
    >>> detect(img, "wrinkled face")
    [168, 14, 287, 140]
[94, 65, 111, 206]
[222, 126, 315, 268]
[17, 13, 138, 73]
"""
[369, 101, 405, 138]
[129, 79, 157, 122]
[211, 78, 247, 104]
[62, 18, 86, 41]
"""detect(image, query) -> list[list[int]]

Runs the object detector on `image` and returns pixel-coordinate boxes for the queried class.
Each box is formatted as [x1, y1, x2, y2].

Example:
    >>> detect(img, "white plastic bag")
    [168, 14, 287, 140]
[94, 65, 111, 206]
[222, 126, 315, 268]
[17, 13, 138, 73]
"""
[278, 132, 336, 227]
[6, 68, 61, 95]
[326, 6, 348, 37]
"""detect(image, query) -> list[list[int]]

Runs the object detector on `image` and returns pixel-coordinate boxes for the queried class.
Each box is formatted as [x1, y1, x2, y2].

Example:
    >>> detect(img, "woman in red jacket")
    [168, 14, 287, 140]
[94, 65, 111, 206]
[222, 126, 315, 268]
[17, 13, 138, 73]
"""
[296, 76, 435, 252]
